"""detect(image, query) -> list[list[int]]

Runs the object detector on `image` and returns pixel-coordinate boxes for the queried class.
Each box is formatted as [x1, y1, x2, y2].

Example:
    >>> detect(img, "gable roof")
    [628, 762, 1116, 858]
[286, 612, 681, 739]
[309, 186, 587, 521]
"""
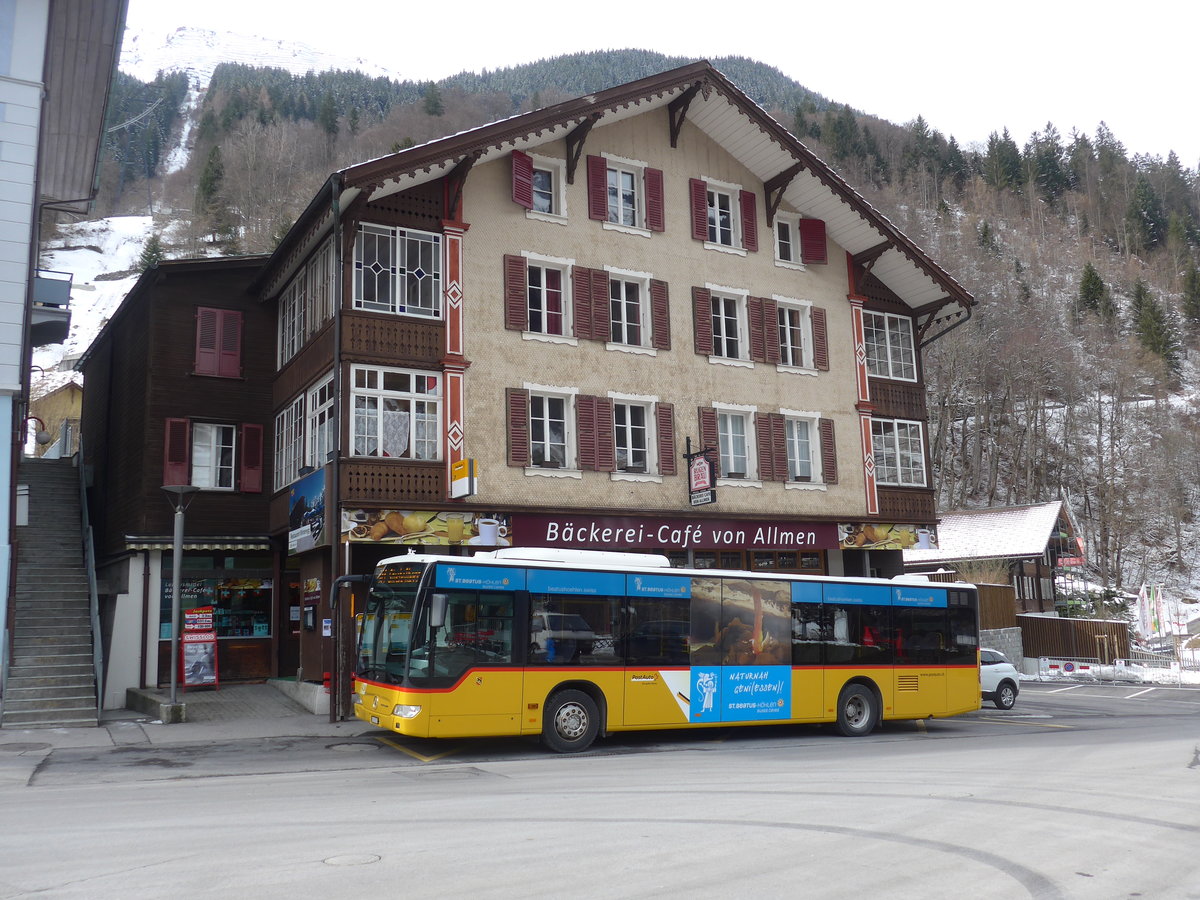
[261, 61, 973, 335]
[903, 501, 1073, 565]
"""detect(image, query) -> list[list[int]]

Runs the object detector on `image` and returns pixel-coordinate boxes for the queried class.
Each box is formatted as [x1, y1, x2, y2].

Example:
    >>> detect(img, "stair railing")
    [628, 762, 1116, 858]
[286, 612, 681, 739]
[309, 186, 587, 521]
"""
[77, 438, 104, 711]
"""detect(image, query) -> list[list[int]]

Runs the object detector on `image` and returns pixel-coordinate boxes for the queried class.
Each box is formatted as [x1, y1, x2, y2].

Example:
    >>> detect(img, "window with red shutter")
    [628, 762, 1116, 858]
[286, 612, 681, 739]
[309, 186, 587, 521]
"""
[195, 307, 242, 377]
[645, 168, 665, 232]
[747, 298, 766, 362]
[760, 297, 781, 364]
[650, 279, 670, 350]
[812, 306, 830, 371]
[820, 418, 838, 484]
[163, 418, 190, 486]
[506, 388, 530, 467]
[689, 178, 708, 241]
[799, 218, 828, 264]
[240, 423, 263, 493]
[595, 397, 615, 472]
[576, 394, 598, 471]
[739, 190, 758, 252]
[656, 403, 676, 475]
[218, 310, 242, 377]
[698, 407, 719, 476]
[692, 287, 713, 355]
[512, 150, 534, 209]
[587, 155, 607, 221]
[572, 266, 596, 340]
[503, 255, 527, 331]
[755, 412, 776, 481]
[589, 269, 609, 341]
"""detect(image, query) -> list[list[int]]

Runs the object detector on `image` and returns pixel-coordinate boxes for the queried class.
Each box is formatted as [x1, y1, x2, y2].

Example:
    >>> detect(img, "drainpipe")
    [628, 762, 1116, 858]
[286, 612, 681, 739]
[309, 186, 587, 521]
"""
[328, 173, 344, 722]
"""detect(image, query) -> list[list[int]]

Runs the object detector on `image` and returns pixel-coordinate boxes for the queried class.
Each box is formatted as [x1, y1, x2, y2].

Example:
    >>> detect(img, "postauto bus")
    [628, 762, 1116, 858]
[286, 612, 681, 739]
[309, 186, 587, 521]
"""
[352, 548, 980, 752]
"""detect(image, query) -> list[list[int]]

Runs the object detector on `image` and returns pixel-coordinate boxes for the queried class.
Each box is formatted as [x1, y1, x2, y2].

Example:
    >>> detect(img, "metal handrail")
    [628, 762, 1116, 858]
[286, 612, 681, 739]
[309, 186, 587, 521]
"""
[77, 437, 104, 711]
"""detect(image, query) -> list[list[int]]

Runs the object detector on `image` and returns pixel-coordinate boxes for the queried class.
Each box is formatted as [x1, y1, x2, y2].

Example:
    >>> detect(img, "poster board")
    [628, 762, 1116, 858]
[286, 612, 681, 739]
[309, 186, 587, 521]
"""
[181, 631, 219, 689]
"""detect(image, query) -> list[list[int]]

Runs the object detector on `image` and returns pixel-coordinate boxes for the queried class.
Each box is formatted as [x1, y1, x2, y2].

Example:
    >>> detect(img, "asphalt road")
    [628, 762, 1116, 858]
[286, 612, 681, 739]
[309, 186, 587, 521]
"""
[2, 683, 1198, 899]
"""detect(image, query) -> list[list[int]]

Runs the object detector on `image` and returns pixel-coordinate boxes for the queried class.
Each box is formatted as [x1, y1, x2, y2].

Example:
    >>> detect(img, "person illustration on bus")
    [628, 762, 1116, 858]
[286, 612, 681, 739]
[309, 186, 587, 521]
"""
[696, 670, 717, 713]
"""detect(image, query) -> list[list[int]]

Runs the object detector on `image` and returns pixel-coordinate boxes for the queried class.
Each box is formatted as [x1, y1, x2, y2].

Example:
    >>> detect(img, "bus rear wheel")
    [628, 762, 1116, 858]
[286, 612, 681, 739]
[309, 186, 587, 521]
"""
[835, 683, 878, 737]
[542, 690, 599, 753]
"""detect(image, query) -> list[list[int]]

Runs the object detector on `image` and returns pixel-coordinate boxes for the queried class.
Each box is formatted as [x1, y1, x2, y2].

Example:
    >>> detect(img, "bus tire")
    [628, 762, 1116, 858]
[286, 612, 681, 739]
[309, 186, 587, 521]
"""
[542, 690, 599, 753]
[835, 682, 879, 737]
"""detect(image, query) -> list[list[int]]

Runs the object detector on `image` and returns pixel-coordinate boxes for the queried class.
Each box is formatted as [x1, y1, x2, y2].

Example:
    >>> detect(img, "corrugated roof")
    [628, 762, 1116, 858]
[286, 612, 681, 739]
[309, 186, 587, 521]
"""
[903, 501, 1066, 564]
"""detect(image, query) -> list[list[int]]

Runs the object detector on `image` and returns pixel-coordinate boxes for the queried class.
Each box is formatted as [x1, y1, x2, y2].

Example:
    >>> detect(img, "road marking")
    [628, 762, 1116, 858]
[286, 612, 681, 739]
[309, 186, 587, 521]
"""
[975, 717, 1074, 729]
[372, 735, 463, 762]
[1045, 684, 1084, 693]
[1125, 688, 1156, 699]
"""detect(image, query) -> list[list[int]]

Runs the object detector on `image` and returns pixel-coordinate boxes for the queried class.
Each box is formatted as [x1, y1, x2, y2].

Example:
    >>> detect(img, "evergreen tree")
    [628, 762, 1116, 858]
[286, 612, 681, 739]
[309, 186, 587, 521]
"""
[423, 82, 444, 116]
[138, 234, 165, 272]
[348, 106, 361, 137]
[317, 91, 339, 140]
[1024, 123, 1068, 203]
[196, 145, 224, 213]
[1077, 262, 1104, 317]
[822, 104, 860, 162]
[1134, 286, 1181, 374]
[982, 128, 1024, 191]
[1182, 262, 1200, 334]
[1129, 278, 1151, 325]
[1125, 175, 1166, 254]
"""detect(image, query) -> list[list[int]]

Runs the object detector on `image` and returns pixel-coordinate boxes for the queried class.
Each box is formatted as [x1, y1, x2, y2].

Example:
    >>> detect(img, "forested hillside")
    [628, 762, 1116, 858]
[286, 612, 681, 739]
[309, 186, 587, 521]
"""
[89, 50, 1200, 605]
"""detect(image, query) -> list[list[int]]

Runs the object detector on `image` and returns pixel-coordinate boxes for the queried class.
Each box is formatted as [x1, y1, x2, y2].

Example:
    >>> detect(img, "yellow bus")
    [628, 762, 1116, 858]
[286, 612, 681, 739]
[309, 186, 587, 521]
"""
[352, 548, 981, 752]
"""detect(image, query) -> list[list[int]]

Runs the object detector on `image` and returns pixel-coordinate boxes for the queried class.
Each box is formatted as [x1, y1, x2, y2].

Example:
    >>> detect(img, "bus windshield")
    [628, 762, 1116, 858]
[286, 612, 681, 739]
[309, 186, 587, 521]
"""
[356, 562, 426, 682]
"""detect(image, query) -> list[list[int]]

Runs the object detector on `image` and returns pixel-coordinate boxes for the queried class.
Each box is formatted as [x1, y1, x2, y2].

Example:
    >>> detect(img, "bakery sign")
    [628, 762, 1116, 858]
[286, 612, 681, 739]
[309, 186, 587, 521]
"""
[512, 514, 839, 551]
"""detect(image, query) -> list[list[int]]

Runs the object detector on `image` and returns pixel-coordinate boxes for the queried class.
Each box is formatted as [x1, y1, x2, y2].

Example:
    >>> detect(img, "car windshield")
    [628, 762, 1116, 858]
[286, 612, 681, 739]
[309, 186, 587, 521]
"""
[356, 563, 425, 682]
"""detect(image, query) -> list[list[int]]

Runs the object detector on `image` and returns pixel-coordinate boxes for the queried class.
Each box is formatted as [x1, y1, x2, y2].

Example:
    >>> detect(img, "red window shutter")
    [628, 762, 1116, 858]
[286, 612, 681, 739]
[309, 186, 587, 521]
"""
[761, 297, 781, 364]
[650, 279, 670, 350]
[587, 155, 607, 221]
[820, 418, 838, 484]
[692, 287, 712, 355]
[503, 254, 527, 331]
[740, 189, 758, 252]
[218, 310, 243, 377]
[572, 266, 595, 340]
[769, 414, 788, 482]
[511, 150, 534, 209]
[576, 394, 598, 471]
[812, 306, 830, 371]
[163, 418, 191, 486]
[755, 412, 775, 481]
[656, 403, 676, 476]
[698, 406, 719, 476]
[506, 388, 530, 467]
[747, 297, 766, 362]
[590, 268, 610, 342]
[595, 397, 615, 472]
[645, 168, 665, 232]
[194, 308, 219, 375]
[799, 218, 828, 264]
[689, 178, 707, 241]
[240, 423, 263, 493]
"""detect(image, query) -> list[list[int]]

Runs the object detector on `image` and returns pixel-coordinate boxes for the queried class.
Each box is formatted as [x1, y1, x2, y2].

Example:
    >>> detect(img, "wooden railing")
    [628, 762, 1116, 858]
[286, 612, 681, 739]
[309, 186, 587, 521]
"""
[341, 459, 444, 505]
[342, 312, 444, 365]
[868, 381, 927, 420]
[876, 487, 936, 522]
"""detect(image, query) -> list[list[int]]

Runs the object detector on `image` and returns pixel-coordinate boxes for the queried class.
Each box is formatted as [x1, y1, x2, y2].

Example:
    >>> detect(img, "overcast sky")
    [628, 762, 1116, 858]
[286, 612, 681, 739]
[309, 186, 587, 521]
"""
[125, 0, 1199, 168]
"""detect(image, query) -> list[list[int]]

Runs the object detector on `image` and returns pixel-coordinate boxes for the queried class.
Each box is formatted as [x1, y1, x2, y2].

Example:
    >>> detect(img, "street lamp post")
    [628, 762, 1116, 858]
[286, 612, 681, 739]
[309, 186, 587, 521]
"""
[162, 485, 200, 706]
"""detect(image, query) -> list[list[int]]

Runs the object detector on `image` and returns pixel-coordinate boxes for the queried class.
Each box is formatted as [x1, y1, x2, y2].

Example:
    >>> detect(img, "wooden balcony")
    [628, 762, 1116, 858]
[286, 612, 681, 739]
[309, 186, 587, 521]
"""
[342, 311, 444, 366]
[341, 458, 444, 505]
[869, 380, 927, 420]
[876, 487, 936, 522]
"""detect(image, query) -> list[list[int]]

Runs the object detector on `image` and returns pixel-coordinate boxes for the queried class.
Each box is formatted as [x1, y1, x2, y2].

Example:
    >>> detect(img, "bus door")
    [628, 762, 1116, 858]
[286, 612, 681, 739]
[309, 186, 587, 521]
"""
[891, 586, 948, 718]
[621, 592, 694, 726]
[789, 583, 825, 721]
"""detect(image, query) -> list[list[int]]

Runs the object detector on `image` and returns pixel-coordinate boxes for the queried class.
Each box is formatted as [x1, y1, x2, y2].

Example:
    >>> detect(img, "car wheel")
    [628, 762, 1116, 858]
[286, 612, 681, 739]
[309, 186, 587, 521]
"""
[542, 690, 600, 753]
[835, 682, 879, 737]
[994, 681, 1017, 710]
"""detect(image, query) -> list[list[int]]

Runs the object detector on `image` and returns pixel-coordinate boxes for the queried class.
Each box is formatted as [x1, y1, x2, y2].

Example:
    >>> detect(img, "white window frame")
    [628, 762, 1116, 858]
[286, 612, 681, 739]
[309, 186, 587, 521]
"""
[527, 154, 567, 224]
[863, 310, 918, 382]
[715, 402, 759, 485]
[605, 265, 653, 351]
[192, 423, 237, 491]
[305, 239, 335, 335]
[274, 396, 304, 491]
[602, 153, 650, 237]
[352, 223, 443, 319]
[278, 239, 336, 370]
[708, 284, 750, 365]
[306, 374, 336, 469]
[522, 251, 574, 343]
[277, 278, 304, 368]
[871, 418, 927, 487]
[776, 297, 815, 370]
[351, 365, 442, 460]
[774, 212, 806, 270]
[525, 383, 578, 475]
[609, 390, 659, 480]
[780, 409, 824, 488]
[700, 176, 746, 256]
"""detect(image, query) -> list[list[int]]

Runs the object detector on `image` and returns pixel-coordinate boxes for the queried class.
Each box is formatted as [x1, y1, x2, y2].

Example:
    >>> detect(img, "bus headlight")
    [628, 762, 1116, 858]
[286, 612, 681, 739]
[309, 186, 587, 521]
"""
[393, 704, 422, 718]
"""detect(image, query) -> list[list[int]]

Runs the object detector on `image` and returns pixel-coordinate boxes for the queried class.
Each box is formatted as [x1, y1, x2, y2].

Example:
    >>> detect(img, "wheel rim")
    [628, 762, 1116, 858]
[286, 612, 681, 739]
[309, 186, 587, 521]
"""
[844, 694, 867, 728]
[554, 701, 589, 741]
[1001, 686, 1014, 705]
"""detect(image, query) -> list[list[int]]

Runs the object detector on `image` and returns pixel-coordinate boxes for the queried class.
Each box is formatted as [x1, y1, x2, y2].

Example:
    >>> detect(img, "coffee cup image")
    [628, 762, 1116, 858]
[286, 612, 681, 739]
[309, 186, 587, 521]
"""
[476, 518, 508, 544]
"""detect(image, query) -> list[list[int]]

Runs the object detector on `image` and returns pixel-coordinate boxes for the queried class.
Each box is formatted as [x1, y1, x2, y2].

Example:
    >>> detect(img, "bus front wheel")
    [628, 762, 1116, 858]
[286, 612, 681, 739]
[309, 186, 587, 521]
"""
[835, 683, 879, 737]
[542, 690, 599, 753]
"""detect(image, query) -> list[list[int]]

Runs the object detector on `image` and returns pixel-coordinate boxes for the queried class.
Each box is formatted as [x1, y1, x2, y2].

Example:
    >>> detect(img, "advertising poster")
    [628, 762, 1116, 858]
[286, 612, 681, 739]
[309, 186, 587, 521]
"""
[288, 467, 327, 554]
[688, 665, 792, 723]
[342, 510, 510, 546]
[181, 631, 219, 688]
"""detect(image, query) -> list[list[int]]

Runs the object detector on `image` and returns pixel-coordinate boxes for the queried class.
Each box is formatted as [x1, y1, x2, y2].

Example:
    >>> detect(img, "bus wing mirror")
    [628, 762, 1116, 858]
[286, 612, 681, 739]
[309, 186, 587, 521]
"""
[430, 593, 448, 630]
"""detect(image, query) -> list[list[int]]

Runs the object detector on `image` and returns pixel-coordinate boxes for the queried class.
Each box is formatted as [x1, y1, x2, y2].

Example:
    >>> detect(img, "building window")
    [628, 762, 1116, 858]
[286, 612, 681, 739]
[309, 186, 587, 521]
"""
[718, 410, 753, 478]
[274, 396, 304, 491]
[528, 262, 567, 336]
[194, 307, 242, 378]
[587, 154, 664, 233]
[609, 272, 649, 346]
[777, 302, 813, 368]
[613, 401, 650, 473]
[607, 163, 640, 227]
[863, 311, 917, 381]
[711, 293, 746, 359]
[690, 177, 757, 251]
[530, 393, 570, 468]
[305, 240, 335, 336]
[513, 151, 566, 220]
[351, 366, 441, 459]
[872, 418, 926, 486]
[353, 224, 442, 318]
[532, 164, 559, 215]
[192, 423, 236, 490]
[707, 185, 735, 246]
[785, 416, 820, 482]
[306, 376, 335, 468]
[775, 215, 800, 264]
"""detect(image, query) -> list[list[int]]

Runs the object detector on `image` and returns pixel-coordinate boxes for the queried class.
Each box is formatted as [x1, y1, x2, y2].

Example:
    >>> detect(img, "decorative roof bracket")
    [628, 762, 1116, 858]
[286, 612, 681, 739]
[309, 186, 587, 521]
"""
[667, 83, 702, 148]
[565, 115, 599, 184]
[852, 240, 892, 275]
[444, 151, 480, 221]
[763, 162, 805, 226]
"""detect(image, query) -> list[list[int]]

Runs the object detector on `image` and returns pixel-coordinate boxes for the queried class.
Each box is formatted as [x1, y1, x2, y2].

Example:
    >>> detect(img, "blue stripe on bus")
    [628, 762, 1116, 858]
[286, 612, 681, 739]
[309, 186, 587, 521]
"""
[893, 586, 948, 608]
[791, 581, 823, 604]
[821, 583, 892, 605]
[435, 564, 526, 591]
[527, 569, 625, 596]
[627, 573, 692, 598]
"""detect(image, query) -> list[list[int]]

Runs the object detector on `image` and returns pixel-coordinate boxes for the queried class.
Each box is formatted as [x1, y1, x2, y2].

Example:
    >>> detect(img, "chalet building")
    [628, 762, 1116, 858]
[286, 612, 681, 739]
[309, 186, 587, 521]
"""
[78, 257, 276, 698]
[258, 62, 973, 701]
[77, 62, 974, 706]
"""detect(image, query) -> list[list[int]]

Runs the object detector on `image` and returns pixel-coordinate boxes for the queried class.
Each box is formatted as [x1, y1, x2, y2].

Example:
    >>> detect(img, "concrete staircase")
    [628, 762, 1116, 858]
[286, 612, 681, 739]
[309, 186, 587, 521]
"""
[2, 457, 98, 728]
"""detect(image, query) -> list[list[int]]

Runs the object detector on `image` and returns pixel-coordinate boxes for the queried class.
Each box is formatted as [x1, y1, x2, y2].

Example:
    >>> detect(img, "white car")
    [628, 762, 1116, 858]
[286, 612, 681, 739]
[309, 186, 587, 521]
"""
[980, 648, 1020, 709]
